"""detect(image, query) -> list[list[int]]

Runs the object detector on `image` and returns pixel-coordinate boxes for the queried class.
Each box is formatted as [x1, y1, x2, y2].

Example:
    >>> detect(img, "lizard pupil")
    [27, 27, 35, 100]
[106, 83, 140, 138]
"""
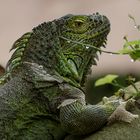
[74, 21, 84, 27]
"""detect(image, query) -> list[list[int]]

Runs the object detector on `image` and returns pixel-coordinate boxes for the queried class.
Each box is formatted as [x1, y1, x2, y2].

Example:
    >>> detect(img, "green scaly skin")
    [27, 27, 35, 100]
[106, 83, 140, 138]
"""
[0, 65, 5, 76]
[0, 13, 113, 139]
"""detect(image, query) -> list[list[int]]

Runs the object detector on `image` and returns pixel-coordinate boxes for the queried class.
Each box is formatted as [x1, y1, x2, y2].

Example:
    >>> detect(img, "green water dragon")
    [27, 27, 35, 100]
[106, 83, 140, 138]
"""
[0, 13, 138, 140]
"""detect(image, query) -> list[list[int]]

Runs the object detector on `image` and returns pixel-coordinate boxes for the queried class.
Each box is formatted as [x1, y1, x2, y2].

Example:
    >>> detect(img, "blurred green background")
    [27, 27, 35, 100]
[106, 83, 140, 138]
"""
[86, 74, 140, 104]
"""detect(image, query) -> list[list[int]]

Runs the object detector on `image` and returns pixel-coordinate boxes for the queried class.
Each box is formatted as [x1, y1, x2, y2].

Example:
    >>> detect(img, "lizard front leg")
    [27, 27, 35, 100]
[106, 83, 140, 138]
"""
[58, 95, 138, 136]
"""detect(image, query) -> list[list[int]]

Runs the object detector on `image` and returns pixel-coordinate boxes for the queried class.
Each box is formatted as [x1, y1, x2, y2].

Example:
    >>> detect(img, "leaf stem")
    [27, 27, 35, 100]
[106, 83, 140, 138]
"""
[60, 36, 120, 55]
[112, 80, 124, 88]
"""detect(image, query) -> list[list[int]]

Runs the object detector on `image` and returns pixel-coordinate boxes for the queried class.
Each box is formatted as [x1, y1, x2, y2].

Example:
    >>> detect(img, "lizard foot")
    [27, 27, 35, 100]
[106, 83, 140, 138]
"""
[107, 99, 139, 125]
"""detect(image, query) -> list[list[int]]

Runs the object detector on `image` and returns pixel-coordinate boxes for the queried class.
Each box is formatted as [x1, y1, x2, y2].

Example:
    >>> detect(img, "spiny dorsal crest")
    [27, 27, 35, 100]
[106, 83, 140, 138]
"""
[0, 32, 32, 85]
[0, 21, 59, 84]
[6, 32, 32, 72]
[6, 22, 56, 72]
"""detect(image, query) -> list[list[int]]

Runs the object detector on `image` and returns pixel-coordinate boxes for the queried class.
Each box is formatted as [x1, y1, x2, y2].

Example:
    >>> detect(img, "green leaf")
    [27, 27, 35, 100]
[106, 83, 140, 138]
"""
[130, 49, 140, 61]
[95, 74, 118, 87]
[119, 39, 140, 61]
[123, 40, 140, 48]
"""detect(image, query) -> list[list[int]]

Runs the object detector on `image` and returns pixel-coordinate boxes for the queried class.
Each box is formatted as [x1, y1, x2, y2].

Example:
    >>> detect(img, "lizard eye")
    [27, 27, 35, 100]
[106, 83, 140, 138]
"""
[73, 20, 84, 28]
[67, 17, 89, 33]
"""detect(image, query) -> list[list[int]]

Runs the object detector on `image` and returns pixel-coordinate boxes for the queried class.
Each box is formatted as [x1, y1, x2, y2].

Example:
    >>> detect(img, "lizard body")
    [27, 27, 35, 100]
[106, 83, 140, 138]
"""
[0, 13, 138, 140]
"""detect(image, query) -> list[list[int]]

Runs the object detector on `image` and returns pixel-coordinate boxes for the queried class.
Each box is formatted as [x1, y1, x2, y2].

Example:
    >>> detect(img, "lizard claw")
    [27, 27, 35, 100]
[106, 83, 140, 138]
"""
[107, 99, 139, 125]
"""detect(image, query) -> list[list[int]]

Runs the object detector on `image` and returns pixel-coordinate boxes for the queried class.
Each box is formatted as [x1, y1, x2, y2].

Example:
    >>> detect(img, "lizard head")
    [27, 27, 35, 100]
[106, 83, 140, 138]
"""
[7, 14, 110, 87]
[56, 13, 110, 85]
